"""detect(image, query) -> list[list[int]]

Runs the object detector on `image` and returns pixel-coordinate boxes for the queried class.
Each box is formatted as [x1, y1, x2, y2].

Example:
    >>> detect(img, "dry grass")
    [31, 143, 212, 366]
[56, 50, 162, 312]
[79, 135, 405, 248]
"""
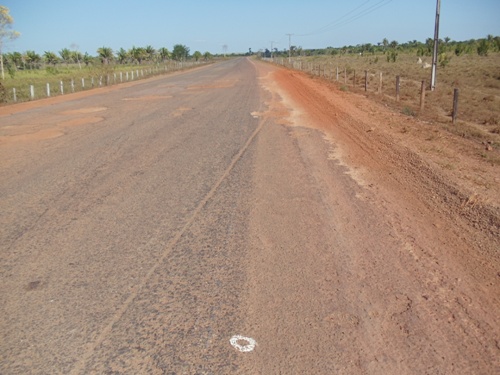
[279, 52, 500, 148]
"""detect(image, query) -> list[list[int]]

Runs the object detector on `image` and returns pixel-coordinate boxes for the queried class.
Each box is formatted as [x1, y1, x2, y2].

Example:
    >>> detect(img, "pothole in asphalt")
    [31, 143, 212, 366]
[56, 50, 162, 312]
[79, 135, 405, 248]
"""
[26, 280, 42, 291]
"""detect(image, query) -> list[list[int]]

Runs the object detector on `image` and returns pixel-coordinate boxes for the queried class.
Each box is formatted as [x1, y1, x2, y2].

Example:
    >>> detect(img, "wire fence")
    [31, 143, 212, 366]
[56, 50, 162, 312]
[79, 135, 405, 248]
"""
[264, 57, 463, 124]
[1, 60, 209, 105]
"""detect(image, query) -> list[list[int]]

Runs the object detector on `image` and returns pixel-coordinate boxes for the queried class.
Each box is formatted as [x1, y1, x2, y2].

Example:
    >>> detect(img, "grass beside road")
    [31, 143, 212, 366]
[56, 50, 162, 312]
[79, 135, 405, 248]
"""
[0, 61, 206, 103]
[274, 52, 500, 152]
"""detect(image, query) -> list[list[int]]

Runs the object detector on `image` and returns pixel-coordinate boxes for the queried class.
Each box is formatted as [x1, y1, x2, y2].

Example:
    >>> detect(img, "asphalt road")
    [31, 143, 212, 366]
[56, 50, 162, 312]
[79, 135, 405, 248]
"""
[1, 58, 265, 373]
[1, 58, 498, 374]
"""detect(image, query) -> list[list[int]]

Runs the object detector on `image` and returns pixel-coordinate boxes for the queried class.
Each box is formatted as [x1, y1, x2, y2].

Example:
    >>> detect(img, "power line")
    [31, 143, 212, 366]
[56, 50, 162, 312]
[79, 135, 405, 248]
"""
[296, 0, 393, 37]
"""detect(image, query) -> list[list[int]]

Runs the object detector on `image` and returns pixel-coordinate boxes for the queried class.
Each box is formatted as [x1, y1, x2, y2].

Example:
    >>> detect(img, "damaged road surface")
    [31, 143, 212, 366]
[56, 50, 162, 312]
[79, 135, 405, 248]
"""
[1, 58, 498, 374]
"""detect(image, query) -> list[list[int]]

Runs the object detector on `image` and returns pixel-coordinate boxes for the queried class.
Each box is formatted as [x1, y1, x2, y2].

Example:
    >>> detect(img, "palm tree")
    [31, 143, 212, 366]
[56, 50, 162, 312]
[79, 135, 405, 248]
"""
[144, 45, 156, 62]
[82, 52, 93, 66]
[59, 48, 71, 65]
[129, 46, 147, 64]
[116, 48, 129, 64]
[25, 50, 41, 69]
[9, 51, 23, 69]
[43, 51, 59, 66]
[158, 47, 170, 62]
[97, 47, 113, 64]
[70, 50, 83, 69]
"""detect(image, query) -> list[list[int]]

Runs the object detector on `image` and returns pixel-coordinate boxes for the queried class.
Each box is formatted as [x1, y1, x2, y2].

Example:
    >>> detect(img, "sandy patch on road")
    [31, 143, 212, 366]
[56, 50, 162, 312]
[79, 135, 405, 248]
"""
[0, 128, 64, 142]
[187, 79, 239, 90]
[59, 117, 104, 127]
[122, 95, 172, 101]
[61, 107, 108, 115]
[172, 107, 192, 117]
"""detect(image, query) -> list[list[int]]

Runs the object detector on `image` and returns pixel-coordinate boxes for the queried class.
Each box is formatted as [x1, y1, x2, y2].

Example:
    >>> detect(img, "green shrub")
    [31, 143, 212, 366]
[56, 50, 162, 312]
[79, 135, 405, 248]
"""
[402, 106, 416, 117]
[477, 39, 490, 56]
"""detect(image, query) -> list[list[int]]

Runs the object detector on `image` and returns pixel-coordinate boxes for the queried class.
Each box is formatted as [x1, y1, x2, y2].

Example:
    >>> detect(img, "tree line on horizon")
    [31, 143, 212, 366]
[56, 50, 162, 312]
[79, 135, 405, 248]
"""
[265, 35, 500, 62]
[2, 44, 215, 76]
[4, 35, 500, 76]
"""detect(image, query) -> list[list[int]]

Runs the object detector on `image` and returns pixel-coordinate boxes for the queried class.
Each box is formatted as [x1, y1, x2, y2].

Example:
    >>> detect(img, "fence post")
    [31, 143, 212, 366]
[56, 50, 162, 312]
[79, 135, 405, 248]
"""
[30, 85, 34, 100]
[364, 70, 368, 92]
[452, 88, 459, 124]
[378, 72, 383, 94]
[82, 78, 85, 88]
[13, 88, 16, 102]
[344, 68, 347, 84]
[420, 80, 426, 111]
[396, 75, 400, 101]
[120, 72, 123, 82]
[91, 77, 94, 87]
[60, 80, 64, 95]
[46, 83, 50, 97]
[71, 79, 75, 92]
[336, 66, 339, 81]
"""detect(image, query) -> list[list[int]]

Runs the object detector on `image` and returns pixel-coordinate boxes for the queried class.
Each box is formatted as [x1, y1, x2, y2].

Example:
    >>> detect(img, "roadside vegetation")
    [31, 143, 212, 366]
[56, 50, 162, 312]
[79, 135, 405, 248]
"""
[262, 35, 500, 155]
[0, 44, 224, 104]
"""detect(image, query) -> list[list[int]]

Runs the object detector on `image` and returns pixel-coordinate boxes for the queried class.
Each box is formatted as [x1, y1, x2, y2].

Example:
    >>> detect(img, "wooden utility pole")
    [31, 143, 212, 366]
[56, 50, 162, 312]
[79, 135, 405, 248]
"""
[452, 89, 459, 124]
[396, 76, 400, 101]
[286, 34, 293, 64]
[270, 41, 278, 60]
[430, 0, 441, 91]
[420, 80, 426, 111]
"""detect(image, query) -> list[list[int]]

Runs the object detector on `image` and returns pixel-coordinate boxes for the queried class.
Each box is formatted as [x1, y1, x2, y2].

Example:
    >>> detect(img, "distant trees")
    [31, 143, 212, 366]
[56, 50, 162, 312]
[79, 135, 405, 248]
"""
[129, 46, 147, 64]
[59, 48, 71, 65]
[116, 48, 129, 64]
[82, 52, 92, 66]
[71, 50, 82, 68]
[477, 39, 489, 56]
[25, 50, 41, 69]
[192, 51, 202, 61]
[172, 44, 190, 61]
[158, 47, 170, 62]
[263, 35, 500, 61]
[97, 46, 113, 64]
[43, 51, 59, 66]
[144, 45, 156, 61]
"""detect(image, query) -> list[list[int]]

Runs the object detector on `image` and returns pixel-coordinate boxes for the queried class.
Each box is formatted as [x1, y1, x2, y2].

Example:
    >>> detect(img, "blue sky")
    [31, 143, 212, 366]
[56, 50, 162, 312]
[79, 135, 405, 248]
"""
[3, 0, 500, 55]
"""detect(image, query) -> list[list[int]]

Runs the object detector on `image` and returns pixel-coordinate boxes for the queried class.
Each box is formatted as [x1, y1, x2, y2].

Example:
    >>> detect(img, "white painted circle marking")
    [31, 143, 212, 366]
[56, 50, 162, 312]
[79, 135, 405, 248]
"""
[230, 335, 257, 352]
